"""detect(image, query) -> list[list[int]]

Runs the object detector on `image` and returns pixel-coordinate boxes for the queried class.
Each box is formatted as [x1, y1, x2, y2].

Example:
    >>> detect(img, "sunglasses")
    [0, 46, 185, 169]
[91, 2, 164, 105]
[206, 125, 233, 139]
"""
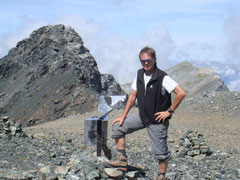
[140, 58, 154, 63]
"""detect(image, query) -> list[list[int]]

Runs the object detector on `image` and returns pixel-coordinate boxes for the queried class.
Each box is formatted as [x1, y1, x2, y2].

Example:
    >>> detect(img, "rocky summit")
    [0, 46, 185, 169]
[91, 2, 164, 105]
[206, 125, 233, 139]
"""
[0, 24, 125, 127]
[166, 61, 229, 98]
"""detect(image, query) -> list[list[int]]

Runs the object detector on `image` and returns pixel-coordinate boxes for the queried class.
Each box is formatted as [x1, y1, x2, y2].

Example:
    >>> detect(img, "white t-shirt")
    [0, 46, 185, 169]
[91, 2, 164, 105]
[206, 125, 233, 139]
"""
[131, 74, 177, 93]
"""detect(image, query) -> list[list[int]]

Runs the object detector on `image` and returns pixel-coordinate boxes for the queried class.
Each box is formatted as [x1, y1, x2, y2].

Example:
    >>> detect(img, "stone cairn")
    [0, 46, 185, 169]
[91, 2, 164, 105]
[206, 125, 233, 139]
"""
[178, 130, 212, 159]
[0, 116, 26, 139]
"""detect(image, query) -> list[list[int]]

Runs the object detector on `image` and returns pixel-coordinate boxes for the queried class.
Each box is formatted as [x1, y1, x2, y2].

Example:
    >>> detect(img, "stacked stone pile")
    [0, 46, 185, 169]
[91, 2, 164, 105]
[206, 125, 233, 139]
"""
[177, 130, 212, 159]
[0, 116, 26, 139]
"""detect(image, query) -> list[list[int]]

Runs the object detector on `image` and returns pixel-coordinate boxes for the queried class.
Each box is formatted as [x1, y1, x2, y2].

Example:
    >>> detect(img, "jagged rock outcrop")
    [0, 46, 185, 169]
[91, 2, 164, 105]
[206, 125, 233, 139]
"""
[0, 116, 26, 139]
[101, 74, 124, 95]
[166, 61, 229, 97]
[0, 24, 125, 126]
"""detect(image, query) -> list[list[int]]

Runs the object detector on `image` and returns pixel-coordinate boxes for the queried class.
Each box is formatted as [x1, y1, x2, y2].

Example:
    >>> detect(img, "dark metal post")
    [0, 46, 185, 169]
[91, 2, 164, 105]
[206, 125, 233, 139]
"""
[96, 119, 102, 156]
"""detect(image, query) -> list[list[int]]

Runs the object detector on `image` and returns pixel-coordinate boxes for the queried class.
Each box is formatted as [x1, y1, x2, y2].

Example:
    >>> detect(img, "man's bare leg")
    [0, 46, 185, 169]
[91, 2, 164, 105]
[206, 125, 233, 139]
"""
[104, 136, 128, 168]
[158, 160, 168, 179]
[116, 136, 125, 150]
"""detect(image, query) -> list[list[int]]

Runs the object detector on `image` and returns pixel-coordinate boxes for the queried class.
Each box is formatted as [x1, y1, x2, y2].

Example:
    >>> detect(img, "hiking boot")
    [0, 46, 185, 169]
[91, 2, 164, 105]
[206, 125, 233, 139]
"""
[104, 152, 128, 168]
[156, 175, 167, 180]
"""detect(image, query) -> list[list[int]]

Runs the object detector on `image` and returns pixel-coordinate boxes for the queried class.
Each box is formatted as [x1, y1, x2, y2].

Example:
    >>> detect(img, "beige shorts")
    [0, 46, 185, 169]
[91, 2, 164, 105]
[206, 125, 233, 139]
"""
[112, 112, 170, 161]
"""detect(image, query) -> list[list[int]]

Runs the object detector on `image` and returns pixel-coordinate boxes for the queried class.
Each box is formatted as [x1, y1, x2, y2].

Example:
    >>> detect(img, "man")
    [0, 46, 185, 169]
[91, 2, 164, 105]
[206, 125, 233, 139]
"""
[105, 46, 186, 180]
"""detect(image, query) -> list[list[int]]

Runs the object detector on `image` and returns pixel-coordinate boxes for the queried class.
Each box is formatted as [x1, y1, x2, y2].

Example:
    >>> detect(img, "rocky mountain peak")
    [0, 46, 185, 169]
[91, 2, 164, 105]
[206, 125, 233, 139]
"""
[0, 24, 125, 126]
[166, 61, 229, 97]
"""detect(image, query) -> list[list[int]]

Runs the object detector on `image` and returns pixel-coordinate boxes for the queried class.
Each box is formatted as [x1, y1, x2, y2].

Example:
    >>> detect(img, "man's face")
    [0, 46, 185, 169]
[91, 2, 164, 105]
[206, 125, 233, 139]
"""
[139, 53, 156, 72]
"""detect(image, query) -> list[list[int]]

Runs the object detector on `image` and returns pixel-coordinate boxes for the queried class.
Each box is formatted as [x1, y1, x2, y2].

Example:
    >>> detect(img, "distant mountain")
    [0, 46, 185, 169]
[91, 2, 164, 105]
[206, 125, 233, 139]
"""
[0, 24, 125, 127]
[165, 61, 229, 98]
[121, 61, 229, 98]
[190, 60, 240, 91]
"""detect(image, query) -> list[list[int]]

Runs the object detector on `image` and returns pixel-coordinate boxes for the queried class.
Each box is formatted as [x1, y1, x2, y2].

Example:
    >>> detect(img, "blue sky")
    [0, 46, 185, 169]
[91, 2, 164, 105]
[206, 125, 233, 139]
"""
[0, 0, 240, 85]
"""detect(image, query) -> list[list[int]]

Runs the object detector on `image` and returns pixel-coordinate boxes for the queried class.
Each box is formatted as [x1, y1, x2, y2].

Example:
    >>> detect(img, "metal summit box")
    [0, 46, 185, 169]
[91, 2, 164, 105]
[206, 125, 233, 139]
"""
[84, 116, 108, 146]
[84, 95, 127, 157]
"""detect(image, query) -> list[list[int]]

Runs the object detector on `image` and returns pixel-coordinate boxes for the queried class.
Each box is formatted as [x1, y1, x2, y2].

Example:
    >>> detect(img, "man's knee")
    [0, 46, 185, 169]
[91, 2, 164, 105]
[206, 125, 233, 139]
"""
[112, 122, 126, 139]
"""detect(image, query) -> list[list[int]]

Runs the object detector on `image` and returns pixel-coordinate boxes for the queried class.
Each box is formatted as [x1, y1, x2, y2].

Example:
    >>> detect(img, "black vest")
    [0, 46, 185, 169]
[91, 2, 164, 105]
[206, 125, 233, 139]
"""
[136, 66, 172, 125]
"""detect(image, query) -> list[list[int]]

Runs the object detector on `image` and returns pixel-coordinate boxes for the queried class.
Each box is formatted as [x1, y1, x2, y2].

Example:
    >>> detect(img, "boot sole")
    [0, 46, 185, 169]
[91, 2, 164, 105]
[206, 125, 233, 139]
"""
[103, 162, 128, 170]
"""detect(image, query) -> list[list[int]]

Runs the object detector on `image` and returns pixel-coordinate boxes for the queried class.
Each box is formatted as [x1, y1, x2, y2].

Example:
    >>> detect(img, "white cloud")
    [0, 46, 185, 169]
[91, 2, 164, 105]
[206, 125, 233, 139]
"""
[1, 1, 239, 86]
[133, 0, 238, 14]
[93, 25, 175, 84]
[140, 26, 175, 68]
[54, 15, 175, 84]
[228, 79, 240, 91]
[0, 16, 47, 58]
[173, 41, 223, 62]
[223, 13, 240, 64]
[0, 13, 175, 84]
[112, 0, 126, 7]
[54, 15, 104, 48]
[224, 68, 236, 76]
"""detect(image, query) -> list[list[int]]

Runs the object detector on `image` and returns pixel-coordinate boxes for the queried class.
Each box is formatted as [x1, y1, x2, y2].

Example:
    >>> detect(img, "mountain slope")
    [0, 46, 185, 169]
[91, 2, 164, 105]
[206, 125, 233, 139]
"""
[0, 24, 125, 126]
[166, 61, 229, 97]
[191, 60, 240, 91]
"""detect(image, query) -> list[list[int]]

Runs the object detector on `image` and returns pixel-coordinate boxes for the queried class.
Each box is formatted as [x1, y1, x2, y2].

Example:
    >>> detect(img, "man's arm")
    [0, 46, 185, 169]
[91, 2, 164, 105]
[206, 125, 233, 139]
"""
[170, 85, 186, 111]
[112, 90, 137, 126]
[155, 85, 186, 122]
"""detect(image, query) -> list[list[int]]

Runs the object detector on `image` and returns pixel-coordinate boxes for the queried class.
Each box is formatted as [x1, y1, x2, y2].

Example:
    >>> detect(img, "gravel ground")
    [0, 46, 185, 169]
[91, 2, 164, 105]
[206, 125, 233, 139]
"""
[25, 106, 240, 156]
[1, 106, 240, 179]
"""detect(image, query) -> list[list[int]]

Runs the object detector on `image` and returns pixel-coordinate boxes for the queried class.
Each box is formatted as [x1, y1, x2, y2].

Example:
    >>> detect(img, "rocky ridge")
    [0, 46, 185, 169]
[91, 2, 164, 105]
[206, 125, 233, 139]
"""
[0, 24, 125, 127]
[166, 61, 229, 98]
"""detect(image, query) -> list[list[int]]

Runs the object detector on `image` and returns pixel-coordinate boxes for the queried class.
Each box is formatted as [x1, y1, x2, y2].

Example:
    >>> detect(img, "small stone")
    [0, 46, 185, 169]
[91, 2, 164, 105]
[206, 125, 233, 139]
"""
[11, 126, 17, 136]
[187, 151, 194, 156]
[200, 145, 209, 149]
[33, 132, 49, 139]
[53, 99, 60, 104]
[0, 93, 6, 98]
[104, 168, 123, 178]
[182, 130, 192, 139]
[167, 137, 175, 143]
[65, 174, 81, 180]
[0, 160, 9, 164]
[87, 169, 100, 180]
[2, 116, 9, 122]
[194, 154, 206, 160]
[126, 171, 141, 178]
[23, 170, 38, 179]
[200, 147, 210, 154]
[0, 169, 25, 179]
[66, 139, 72, 143]
[193, 145, 200, 149]
[183, 138, 191, 147]
[39, 165, 53, 174]
[54, 166, 71, 175]
[192, 149, 200, 156]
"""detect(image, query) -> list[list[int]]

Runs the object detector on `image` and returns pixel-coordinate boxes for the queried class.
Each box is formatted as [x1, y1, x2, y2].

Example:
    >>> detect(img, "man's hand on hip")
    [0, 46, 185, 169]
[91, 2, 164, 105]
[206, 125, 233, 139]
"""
[155, 111, 171, 122]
